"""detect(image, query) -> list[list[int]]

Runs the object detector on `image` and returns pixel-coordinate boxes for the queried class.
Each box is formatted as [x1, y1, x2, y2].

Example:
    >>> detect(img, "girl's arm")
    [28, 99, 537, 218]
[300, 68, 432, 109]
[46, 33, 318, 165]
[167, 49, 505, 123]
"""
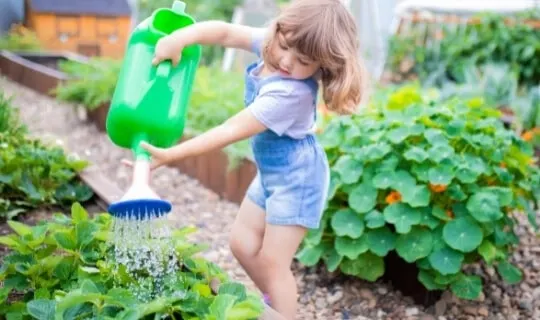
[167, 20, 262, 53]
[158, 108, 266, 166]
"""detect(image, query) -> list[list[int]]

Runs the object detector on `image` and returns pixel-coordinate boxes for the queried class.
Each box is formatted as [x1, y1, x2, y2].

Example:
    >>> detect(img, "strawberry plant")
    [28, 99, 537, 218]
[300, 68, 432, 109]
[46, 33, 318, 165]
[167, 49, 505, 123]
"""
[298, 84, 540, 300]
[0, 203, 264, 319]
[0, 92, 92, 219]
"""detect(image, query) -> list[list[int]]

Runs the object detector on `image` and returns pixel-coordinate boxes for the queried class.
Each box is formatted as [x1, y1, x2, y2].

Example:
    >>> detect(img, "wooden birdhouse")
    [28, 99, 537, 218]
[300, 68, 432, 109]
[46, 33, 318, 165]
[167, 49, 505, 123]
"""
[23, 0, 132, 58]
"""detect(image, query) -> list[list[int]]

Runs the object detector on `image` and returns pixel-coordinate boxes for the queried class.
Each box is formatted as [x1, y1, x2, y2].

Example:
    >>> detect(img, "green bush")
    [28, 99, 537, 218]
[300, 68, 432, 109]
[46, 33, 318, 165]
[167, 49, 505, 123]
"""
[0, 24, 41, 52]
[0, 203, 264, 319]
[54, 58, 122, 110]
[297, 84, 540, 300]
[0, 92, 92, 219]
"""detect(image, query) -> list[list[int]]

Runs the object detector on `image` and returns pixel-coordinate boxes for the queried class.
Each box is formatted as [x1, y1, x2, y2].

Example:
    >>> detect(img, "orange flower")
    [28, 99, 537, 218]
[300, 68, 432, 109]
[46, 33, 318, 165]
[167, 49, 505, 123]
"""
[522, 130, 534, 141]
[446, 210, 454, 219]
[429, 183, 447, 193]
[385, 191, 402, 204]
[500, 162, 506, 168]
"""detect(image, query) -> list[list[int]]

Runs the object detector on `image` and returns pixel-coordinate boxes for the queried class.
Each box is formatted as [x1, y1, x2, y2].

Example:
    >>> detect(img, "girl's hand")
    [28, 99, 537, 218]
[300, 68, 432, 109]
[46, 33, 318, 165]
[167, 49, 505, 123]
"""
[152, 36, 184, 66]
[121, 142, 173, 170]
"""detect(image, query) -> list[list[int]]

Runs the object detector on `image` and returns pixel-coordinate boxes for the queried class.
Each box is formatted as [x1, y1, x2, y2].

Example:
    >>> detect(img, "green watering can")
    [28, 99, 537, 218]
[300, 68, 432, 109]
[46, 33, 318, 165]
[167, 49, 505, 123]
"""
[105, 0, 201, 220]
[106, 0, 201, 161]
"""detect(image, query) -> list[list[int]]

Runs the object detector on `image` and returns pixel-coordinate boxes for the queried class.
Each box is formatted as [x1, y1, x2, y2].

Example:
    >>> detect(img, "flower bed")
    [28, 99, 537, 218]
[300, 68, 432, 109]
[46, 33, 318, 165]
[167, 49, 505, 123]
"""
[296, 84, 540, 301]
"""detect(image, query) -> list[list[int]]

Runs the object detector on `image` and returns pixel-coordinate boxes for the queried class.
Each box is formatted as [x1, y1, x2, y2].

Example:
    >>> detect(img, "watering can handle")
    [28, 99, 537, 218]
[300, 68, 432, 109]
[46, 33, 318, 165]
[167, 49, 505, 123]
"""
[156, 61, 172, 80]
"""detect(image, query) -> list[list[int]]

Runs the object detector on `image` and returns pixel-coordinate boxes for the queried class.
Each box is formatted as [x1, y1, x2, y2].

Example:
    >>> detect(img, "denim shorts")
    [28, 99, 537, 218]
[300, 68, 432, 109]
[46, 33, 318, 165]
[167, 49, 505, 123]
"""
[246, 130, 330, 229]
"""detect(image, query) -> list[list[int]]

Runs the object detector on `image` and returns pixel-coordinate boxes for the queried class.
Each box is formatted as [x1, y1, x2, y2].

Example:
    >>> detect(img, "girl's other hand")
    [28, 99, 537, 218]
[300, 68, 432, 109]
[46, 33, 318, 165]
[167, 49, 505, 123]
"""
[152, 35, 183, 66]
[121, 142, 173, 170]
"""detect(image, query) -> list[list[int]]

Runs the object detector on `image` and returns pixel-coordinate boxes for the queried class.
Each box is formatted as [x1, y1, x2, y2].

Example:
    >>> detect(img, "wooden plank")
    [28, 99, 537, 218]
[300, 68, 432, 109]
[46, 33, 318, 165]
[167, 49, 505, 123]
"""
[78, 166, 124, 206]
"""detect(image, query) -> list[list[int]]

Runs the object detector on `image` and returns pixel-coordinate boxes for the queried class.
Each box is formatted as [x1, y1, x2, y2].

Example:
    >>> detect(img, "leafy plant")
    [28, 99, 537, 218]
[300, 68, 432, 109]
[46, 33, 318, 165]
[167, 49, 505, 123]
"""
[0, 203, 264, 319]
[54, 58, 122, 110]
[387, 10, 540, 89]
[0, 92, 92, 219]
[0, 24, 41, 52]
[298, 84, 540, 300]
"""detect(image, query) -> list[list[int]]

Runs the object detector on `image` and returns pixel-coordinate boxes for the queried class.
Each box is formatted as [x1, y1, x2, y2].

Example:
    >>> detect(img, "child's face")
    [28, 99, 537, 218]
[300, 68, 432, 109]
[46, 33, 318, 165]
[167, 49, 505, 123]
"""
[269, 32, 321, 80]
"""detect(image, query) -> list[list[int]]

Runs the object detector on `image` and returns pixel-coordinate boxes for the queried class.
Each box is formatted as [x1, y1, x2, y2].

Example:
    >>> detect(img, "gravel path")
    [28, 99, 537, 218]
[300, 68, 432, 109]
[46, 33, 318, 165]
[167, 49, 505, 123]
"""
[2, 76, 539, 320]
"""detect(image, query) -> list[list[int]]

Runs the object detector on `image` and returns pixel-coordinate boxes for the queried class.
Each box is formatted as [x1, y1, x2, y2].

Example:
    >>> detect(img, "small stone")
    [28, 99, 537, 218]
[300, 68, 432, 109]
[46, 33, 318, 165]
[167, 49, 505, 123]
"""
[478, 306, 489, 317]
[360, 288, 376, 300]
[519, 298, 533, 311]
[405, 307, 419, 316]
[315, 297, 326, 309]
[438, 317, 447, 320]
[377, 287, 388, 295]
[475, 292, 485, 302]
[434, 300, 447, 316]
[327, 289, 343, 304]
[463, 306, 478, 315]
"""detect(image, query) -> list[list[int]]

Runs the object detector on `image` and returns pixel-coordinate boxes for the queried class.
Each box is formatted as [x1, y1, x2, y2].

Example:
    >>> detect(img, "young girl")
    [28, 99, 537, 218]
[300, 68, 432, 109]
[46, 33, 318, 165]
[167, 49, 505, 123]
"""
[129, 0, 367, 318]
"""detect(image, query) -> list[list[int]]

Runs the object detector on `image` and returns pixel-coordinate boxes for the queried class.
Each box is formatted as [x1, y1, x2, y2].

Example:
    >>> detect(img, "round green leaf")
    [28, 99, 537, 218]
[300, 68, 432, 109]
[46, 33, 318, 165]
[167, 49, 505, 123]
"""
[364, 210, 386, 229]
[395, 227, 433, 262]
[456, 167, 479, 183]
[386, 126, 410, 144]
[327, 171, 341, 200]
[428, 144, 455, 163]
[478, 240, 498, 264]
[323, 248, 343, 272]
[373, 171, 395, 189]
[418, 270, 447, 290]
[383, 203, 422, 234]
[496, 261, 523, 284]
[450, 274, 482, 300]
[335, 236, 369, 259]
[401, 185, 431, 207]
[447, 183, 467, 201]
[466, 192, 503, 223]
[339, 252, 385, 281]
[366, 227, 396, 257]
[442, 217, 483, 252]
[331, 209, 365, 238]
[428, 165, 455, 186]
[404, 147, 429, 163]
[393, 170, 417, 194]
[349, 182, 378, 214]
[334, 155, 363, 184]
[424, 128, 448, 145]
[362, 142, 392, 161]
[296, 245, 325, 266]
[411, 162, 430, 182]
[428, 246, 464, 275]
[419, 207, 441, 229]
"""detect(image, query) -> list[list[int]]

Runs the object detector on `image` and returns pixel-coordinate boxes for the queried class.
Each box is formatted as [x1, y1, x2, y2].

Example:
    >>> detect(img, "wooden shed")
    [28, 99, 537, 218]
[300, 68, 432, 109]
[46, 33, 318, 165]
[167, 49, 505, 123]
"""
[23, 0, 132, 58]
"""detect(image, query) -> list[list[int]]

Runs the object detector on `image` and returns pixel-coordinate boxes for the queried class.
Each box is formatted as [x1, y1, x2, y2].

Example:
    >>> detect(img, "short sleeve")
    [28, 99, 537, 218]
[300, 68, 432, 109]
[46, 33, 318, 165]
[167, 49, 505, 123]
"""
[250, 28, 267, 58]
[248, 81, 314, 136]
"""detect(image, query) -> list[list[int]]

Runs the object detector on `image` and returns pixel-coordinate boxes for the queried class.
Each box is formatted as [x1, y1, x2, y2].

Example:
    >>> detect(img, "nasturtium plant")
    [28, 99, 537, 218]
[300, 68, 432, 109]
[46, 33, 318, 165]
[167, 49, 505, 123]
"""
[0, 203, 264, 319]
[297, 84, 540, 300]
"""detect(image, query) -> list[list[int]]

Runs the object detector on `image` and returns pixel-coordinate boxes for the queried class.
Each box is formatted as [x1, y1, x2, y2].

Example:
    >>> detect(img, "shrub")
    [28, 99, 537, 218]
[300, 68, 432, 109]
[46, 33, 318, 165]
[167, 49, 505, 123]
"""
[0, 203, 264, 319]
[298, 84, 540, 300]
[0, 24, 41, 52]
[0, 92, 92, 219]
[54, 58, 122, 110]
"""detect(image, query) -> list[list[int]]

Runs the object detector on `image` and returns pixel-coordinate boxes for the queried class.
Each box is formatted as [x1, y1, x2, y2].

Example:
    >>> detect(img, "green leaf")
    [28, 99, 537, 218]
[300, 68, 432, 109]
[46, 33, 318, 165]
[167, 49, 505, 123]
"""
[366, 227, 396, 257]
[364, 210, 386, 229]
[395, 227, 433, 262]
[75, 221, 98, 247]
[477, 240, 498, 264]
[401, 185, 431, 207]
[339, 252, 384, 281]
[218, 282, 247, 302]
[428, 144, 455, 163]
[496, 261, 523, 284]
[331, 209, 365, 238]
[424, 128, 448, 145]
[348, 182, 378, 214]
[418, 270, 447, 290]
[466, 192, 503, 223]
[208, 294, 236, 319]
[71, 202, 88, 223]
[27, 299, 56, 320]
[450, 274, 482, 300]
[324, 249, 343, 272]
[383, 203, 422, 234]
[393, 170, 417, 194]
[404, 147, 429, 162]
[428, 246, 464, 275]
[442, 217, 483, 253]
[333, 155, 363, 184]
[428, 165, 455, 186]
[335, 236, 369, 259]
[7, 220, 32, 237]
[386, 126, 410, 144]
[372, 171, 394, 189]
[54, 231, 78, 251]
[296, 244, 325, 267]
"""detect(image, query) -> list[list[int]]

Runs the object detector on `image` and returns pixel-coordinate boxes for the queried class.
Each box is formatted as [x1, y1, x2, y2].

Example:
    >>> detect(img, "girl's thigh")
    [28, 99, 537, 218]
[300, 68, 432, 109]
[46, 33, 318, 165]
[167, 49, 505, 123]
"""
[230, 196, 267, 255]
[260, 224, 307, 267]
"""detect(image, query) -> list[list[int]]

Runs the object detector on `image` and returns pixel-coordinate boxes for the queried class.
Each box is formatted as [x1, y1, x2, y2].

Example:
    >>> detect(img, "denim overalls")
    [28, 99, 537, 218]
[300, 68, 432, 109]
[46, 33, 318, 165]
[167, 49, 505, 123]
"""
[243, 61, 330, 229]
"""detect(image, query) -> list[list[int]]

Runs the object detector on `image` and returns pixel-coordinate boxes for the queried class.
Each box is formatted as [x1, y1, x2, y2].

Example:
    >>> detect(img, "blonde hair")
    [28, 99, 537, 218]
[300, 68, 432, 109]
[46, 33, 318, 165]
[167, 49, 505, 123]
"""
[261, 0, 369, 114]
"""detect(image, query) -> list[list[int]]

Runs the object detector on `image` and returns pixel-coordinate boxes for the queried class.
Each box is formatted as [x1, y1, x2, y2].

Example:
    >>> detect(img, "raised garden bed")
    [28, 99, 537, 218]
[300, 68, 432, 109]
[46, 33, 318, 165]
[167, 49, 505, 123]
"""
[0, 50, 110, 132]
